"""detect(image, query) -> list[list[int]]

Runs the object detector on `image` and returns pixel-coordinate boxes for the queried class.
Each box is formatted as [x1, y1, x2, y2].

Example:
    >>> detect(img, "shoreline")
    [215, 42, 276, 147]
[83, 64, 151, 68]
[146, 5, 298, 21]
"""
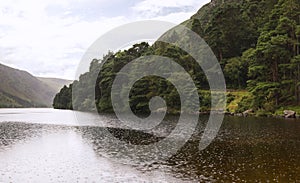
[1, 107, 299, 120]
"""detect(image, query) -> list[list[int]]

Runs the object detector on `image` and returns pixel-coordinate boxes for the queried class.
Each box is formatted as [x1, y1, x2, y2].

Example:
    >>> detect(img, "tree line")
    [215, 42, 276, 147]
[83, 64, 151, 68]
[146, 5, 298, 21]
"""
[53, 0, 300, 114]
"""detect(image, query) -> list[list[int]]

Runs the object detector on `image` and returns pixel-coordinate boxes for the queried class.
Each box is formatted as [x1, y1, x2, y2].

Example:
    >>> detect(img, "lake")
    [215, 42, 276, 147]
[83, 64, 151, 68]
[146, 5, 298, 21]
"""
[0, 108, 300, 182]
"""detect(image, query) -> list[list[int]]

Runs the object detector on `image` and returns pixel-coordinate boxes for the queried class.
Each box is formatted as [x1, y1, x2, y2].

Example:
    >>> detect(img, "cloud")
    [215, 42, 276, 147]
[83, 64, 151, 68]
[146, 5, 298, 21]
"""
[132, 0, 208, 18]
[0, 0, 210, 79]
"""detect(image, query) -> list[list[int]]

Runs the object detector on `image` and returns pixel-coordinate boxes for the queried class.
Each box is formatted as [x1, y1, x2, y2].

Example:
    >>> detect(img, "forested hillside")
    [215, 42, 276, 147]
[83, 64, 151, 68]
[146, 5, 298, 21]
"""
[53, 0, 300, 115]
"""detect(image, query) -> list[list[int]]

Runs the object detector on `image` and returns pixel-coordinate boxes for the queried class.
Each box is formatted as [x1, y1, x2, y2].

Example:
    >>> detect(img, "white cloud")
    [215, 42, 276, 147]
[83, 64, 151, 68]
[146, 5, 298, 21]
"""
[132, 0, 208, 18]
[0, 0, 210, 79]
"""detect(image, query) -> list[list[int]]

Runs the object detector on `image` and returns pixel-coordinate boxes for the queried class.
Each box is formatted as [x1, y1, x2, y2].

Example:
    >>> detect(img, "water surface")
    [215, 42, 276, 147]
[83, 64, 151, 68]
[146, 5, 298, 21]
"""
[1, 108, 300, 182]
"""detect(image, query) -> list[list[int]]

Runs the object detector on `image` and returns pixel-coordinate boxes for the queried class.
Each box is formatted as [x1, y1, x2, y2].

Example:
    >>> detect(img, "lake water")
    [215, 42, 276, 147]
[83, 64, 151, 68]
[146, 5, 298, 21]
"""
[0, 108, 300, 182]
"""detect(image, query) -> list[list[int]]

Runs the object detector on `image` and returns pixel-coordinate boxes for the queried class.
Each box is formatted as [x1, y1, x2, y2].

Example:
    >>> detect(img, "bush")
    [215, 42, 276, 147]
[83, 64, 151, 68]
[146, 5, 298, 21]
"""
[226, 93, 235, 104]
[236, 95, 253, 113]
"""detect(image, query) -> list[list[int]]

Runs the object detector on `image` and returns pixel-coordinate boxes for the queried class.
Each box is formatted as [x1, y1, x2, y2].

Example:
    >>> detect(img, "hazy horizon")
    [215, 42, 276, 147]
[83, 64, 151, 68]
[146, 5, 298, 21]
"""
[0, 0, 210, 80]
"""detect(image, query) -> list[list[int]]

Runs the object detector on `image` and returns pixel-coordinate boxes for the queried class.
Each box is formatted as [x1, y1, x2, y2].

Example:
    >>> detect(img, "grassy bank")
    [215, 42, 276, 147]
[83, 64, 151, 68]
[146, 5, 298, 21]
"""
[226, 90, 250, 113]
[225, 90, 300, 118]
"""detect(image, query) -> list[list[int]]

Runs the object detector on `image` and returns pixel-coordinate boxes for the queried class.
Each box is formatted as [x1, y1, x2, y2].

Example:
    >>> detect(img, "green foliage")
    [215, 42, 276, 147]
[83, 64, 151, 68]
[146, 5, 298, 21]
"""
[236, 95, 254, 113]
[224, 57, 248, 89]
[53, 0, 300, 115]
[226, 93, 235, 105]
[199, 90, 211, 112]
[247, 0, 300, 111]
[0, 92, 21, 108]
[53, 85, 73, 109]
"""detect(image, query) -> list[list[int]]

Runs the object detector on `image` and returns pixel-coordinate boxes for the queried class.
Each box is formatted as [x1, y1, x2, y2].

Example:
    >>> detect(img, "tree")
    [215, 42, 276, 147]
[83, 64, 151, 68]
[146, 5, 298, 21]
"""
[53, 85, 72, 109]
[224, 57, 247, 89]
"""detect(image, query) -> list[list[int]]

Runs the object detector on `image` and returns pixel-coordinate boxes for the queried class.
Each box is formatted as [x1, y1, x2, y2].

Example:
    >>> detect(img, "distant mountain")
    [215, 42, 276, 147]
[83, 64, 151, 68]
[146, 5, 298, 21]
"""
[0, 63, 72, 108]
[37, 77, 72, 93]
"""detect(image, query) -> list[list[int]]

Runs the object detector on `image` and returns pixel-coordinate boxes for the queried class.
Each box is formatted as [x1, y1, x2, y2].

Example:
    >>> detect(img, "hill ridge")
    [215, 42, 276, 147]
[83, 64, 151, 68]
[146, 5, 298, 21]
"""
[0, 62, 71, 108]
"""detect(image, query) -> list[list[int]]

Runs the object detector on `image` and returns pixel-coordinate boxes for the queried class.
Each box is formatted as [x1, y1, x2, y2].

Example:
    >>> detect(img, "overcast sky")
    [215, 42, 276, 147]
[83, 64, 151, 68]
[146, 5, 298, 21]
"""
[0, 0, 210, 80]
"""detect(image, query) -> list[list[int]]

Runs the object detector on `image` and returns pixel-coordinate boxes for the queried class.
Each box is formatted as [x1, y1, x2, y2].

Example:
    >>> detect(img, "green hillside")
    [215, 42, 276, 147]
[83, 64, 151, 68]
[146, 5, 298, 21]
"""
[53, 0, 300, 115]
[0, 63, 71, 108]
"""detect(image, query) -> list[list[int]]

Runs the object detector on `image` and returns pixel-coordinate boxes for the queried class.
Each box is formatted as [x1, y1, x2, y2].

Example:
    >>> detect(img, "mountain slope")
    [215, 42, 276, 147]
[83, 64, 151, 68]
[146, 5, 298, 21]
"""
[53, 0, 278, 111]
[183, 0, 279, 61]
[0, 63, 71, 107]
[53, 0, 299, 115]
[37, 77, 72, 93]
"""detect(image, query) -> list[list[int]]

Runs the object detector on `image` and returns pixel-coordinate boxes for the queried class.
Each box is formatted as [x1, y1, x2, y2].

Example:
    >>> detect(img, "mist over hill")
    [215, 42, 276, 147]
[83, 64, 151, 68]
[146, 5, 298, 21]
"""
[0, 63, 72, 108]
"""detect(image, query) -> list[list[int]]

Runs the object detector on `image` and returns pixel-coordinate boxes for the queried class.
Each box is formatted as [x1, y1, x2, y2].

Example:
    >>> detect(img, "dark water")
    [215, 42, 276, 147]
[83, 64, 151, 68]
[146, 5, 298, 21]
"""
[0, 109, 300, 182]
[169, 116, 300, 182]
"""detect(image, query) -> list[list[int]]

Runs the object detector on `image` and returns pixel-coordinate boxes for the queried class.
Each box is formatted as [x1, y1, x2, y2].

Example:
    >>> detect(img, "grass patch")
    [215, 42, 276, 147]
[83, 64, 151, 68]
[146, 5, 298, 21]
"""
[226, 90, 251, 113]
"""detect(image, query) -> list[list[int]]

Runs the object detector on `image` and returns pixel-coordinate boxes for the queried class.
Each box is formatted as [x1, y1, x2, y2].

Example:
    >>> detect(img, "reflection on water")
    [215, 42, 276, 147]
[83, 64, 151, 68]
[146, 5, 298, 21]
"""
[0, 123, 183, 182]
[1, 109, 300, 182]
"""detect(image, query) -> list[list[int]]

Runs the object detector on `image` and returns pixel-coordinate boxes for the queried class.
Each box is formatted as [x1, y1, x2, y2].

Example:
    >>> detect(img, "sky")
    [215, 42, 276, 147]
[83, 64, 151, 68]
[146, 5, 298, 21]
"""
[0, 0, 210, 80]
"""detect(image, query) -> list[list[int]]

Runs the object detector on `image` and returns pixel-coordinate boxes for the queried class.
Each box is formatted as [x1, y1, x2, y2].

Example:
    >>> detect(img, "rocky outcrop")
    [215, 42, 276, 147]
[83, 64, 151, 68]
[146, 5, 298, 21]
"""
[242, 109, 254, 117]
[283, 110, 296, 118]
[235, 113, 243, 117]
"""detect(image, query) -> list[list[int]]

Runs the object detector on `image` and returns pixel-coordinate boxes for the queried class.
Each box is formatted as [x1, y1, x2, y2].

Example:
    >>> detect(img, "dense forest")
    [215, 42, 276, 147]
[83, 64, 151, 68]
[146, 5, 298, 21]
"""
[53, 0, 300, 116]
